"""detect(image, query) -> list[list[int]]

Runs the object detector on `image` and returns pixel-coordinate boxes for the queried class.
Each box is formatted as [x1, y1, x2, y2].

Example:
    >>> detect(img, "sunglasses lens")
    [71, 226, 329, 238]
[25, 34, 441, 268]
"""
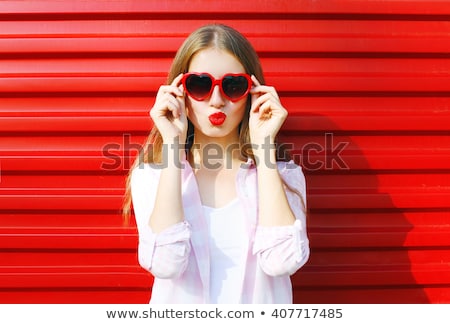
[185, 74, 212, 99]
[222, 75, 249, 99]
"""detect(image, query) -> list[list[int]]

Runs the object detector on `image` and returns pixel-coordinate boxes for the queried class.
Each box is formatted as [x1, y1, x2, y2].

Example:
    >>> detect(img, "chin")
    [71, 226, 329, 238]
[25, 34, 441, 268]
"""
[204, 128, 232, 137]
[198, 125, 238, 139]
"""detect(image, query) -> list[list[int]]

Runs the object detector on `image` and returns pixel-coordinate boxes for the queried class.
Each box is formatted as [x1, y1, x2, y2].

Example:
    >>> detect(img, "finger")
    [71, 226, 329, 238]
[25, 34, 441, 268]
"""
[171, 73, 184, 87]
[178, 83, 185, 96]
[165, 100, 181, 119]
[251, 84, 279, 100]
[176, 99, 187, 120]
[258, 101, 274, 119]
[251, 75, 261, 87]
[250, 75, 278, 97]
[166, 92, 186, 119]
[156, 92, 180, 109]
[250, 75, 262, 103]
[156, 85, 183, 99]
[152, 95, 180, 119]
[251, 92, 272, 113]
[250, 75, 273, 94]
[169, 74, 185, 97]
[173, 74, 185, 97]
[168, 96, 183, 118]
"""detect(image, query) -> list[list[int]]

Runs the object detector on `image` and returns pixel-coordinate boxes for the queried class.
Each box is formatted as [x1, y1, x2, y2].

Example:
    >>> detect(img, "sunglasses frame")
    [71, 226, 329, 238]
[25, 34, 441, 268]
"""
[181, 72, 252, 102]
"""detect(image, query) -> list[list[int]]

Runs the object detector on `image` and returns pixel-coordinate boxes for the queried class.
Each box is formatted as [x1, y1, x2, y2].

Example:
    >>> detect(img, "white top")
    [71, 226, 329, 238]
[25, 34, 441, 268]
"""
[202, 198, 247, 304]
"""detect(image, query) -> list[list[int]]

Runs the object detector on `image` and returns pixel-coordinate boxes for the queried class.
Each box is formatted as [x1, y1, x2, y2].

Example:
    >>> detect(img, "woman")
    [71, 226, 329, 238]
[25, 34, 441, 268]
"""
[124, 24, 309, 304]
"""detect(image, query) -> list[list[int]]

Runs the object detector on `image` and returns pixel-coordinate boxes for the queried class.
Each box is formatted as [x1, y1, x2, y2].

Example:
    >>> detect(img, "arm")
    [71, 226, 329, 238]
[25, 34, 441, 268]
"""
[249, 75, 296, 227]
[130, 74, 191, 278]
[148, 73, 187, 233]
[249, 76, 309, 276]
[253, 163, 310, 276]
[253, 141, 296, 227]
[149, 140, 185, 233]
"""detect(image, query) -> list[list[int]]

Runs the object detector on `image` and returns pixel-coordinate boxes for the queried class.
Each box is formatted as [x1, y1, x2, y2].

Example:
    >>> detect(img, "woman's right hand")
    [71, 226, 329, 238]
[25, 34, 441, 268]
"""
[150, 73, 187, 144]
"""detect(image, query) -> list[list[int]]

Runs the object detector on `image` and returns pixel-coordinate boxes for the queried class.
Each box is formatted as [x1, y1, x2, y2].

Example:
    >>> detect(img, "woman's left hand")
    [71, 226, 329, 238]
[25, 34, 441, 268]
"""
[249, 75, 288, 145]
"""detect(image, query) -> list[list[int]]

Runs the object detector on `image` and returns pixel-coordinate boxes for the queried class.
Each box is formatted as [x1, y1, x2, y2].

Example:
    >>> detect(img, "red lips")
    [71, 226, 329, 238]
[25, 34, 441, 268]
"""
[208, 112, 227, 126]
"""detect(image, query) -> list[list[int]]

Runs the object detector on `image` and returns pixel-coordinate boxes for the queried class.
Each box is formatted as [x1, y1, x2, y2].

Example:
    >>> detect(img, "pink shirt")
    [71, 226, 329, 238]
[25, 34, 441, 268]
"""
[131, 158, 310, 304]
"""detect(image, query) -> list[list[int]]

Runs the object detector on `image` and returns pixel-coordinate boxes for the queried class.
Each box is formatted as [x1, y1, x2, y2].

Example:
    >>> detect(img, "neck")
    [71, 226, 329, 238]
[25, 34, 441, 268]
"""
[189, 130, 243, 170]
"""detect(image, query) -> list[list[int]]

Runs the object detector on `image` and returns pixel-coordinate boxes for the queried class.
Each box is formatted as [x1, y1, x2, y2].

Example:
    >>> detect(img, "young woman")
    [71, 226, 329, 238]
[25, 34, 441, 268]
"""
[123, 24, 309, 304]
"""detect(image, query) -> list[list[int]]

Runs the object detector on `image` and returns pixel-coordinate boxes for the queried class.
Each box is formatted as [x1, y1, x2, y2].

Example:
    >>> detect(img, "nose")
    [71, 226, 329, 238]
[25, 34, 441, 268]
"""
[209, 85, 225, 108]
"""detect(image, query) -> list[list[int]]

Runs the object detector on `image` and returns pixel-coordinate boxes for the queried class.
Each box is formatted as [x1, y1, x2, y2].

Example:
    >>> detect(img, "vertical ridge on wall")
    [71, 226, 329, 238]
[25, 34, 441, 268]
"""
[0, 0, 449, 303]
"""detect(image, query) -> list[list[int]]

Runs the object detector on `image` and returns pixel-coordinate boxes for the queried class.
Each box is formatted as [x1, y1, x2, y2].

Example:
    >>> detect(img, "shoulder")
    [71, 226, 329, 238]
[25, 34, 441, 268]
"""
[130, 161, 192, 188]
[130, 163, 162, 187]
[131, 162, 160, 176]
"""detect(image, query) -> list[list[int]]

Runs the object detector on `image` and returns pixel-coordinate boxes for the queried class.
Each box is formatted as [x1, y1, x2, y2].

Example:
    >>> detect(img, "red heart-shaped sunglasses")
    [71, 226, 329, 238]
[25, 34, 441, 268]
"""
[181, 72, 252, 102]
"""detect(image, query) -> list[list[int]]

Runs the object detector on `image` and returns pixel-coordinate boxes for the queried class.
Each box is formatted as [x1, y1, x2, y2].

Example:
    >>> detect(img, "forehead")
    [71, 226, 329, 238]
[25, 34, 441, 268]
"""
[188, 48, 245, 75]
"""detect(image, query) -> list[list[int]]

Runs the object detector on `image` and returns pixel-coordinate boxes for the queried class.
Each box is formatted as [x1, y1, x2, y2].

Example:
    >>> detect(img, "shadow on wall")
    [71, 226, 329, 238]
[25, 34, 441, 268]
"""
[283, 112, 430, 304]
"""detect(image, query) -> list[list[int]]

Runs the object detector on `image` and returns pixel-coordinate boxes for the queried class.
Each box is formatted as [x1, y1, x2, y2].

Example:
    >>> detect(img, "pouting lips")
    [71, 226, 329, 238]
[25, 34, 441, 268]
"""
[208, 112, 227, 126]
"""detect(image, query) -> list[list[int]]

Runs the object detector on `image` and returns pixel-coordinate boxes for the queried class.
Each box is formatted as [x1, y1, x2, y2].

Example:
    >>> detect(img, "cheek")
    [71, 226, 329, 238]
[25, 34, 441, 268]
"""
[185, 100, 205, 124]
[233, 100, 248, 120]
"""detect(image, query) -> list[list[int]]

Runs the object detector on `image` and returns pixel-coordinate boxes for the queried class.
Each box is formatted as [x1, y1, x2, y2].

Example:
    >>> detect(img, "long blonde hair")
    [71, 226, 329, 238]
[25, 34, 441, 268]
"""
[122, 24, 296, 219]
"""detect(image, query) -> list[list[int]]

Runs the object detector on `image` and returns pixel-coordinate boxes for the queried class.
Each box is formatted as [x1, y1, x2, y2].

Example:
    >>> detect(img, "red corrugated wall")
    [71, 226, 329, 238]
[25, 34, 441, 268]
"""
[1, 0, 449, 304]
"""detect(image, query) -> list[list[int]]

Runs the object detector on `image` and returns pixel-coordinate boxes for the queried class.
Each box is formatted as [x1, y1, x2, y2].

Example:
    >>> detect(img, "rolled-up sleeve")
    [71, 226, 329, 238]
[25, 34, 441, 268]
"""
[131, 165, 191, 279]
[253, 162, 310, 276]
[138, 221, 191, 279]
[253, 220, 309, 276]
